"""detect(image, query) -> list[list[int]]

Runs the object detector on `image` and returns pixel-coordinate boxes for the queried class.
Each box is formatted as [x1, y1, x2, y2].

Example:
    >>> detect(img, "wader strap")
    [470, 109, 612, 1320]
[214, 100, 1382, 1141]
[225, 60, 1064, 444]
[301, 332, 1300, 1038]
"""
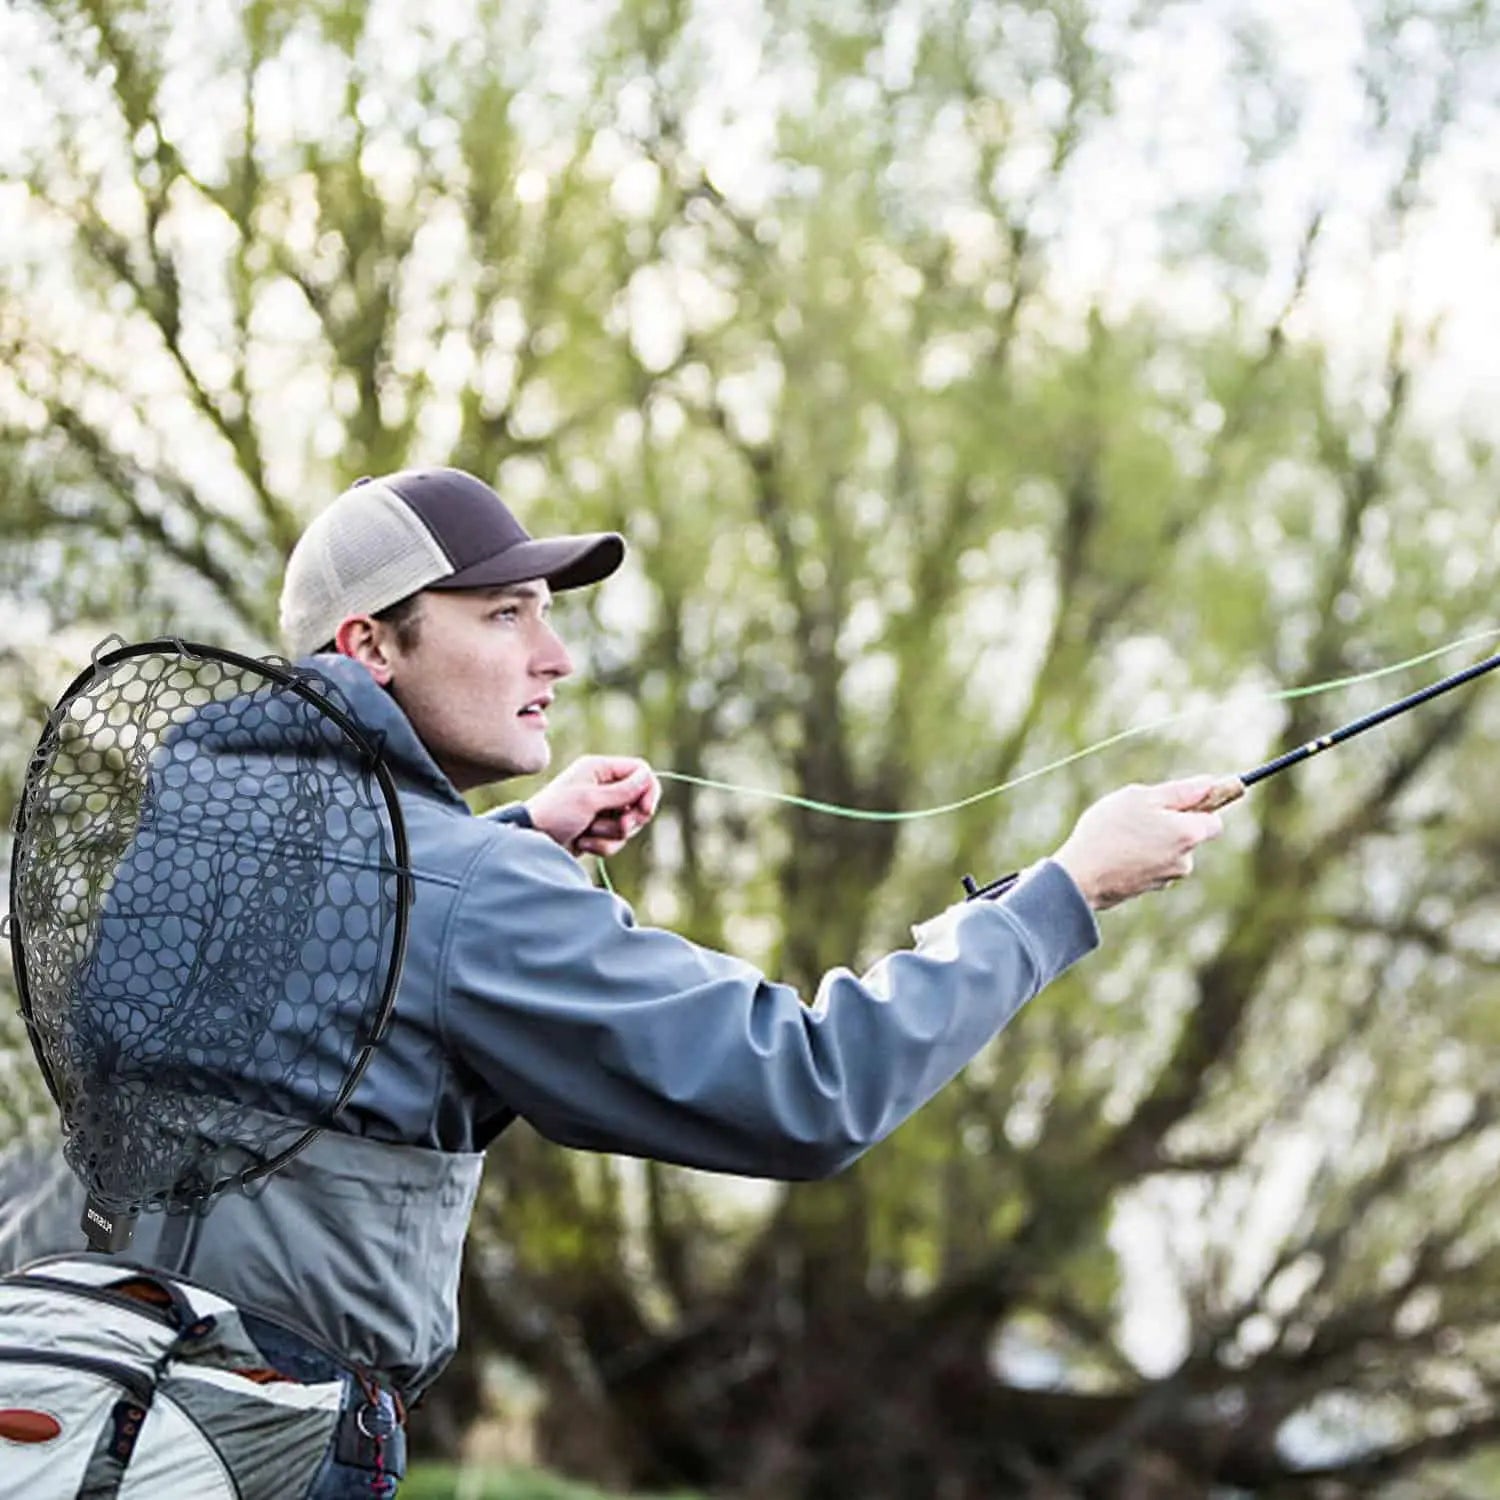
[151, 1208, 200, 1276]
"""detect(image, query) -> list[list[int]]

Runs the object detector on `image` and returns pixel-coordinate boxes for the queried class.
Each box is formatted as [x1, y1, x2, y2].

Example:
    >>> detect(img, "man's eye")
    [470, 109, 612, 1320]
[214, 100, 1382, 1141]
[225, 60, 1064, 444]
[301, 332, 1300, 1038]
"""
[490, 607, 520, 622]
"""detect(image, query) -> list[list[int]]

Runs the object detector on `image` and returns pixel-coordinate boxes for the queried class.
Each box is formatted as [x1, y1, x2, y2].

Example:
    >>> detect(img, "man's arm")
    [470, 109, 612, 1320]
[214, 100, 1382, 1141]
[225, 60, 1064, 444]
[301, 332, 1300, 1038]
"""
[442, 830, 1097, 1180]
[446, 773, 1226, 1180]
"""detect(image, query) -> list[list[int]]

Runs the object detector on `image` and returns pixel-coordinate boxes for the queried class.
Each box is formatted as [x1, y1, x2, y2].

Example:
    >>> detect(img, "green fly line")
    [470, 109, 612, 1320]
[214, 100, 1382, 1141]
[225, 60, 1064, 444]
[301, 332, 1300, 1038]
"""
[644, 627, 1500, 825]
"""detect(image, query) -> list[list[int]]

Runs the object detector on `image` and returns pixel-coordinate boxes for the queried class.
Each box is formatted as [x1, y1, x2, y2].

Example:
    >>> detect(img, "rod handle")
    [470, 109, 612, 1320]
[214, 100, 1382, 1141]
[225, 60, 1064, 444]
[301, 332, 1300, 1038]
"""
[1181, 775, 1246, 813]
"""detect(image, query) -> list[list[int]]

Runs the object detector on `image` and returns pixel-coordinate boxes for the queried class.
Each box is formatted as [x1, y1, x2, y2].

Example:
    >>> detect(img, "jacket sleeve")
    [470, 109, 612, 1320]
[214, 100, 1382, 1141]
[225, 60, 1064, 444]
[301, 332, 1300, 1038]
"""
[479, 803, 534, 828]
[441, 828, 1099, 1179]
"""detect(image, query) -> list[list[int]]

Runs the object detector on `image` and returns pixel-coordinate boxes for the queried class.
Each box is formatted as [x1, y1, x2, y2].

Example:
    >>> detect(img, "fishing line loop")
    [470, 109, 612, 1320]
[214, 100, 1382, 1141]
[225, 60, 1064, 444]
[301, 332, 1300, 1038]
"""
[649, 627, 1500, 824]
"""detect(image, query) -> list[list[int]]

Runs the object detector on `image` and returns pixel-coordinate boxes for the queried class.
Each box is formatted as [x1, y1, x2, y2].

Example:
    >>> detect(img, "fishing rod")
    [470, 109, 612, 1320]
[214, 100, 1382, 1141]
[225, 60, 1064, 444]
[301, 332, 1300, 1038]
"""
[962, 647, 1500, 901]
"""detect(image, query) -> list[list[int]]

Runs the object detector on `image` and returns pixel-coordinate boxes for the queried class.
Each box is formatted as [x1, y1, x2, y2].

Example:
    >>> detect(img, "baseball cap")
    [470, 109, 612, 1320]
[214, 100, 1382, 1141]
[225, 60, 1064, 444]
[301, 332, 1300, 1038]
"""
[279, 468, 625, 658]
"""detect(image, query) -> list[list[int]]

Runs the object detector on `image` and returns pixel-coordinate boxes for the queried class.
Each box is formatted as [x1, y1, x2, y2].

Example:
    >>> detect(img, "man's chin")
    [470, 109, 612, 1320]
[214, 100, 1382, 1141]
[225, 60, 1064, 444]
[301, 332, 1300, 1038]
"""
[509, 742, 552, 777]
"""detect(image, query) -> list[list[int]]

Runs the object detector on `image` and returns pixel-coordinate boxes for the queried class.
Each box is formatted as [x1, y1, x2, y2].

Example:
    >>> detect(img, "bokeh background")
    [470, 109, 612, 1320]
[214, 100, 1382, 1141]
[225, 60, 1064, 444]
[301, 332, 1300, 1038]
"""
[5, 1, 1500, 1496]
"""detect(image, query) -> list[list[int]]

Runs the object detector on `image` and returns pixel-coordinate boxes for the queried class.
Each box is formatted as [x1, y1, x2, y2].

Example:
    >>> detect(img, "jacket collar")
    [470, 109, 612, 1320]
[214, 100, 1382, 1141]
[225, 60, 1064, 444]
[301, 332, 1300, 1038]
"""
[298, 652, 470, 809]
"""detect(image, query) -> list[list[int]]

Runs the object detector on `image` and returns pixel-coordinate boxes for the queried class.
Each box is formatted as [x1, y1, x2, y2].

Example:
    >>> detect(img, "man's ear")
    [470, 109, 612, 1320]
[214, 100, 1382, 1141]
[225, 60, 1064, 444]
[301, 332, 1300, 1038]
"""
[333, 616, 396, 685]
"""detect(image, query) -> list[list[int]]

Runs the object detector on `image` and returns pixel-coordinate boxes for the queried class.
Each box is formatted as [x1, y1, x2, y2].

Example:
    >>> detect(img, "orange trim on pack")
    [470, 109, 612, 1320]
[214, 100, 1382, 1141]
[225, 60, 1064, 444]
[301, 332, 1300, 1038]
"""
[0, 1408, 63, 1443]
[106, 1277, 176, 1309]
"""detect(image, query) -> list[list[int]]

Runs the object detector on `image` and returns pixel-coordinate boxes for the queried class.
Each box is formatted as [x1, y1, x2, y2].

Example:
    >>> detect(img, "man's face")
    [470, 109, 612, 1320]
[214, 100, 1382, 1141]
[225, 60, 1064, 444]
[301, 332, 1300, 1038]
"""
[382, 582, 574, 790]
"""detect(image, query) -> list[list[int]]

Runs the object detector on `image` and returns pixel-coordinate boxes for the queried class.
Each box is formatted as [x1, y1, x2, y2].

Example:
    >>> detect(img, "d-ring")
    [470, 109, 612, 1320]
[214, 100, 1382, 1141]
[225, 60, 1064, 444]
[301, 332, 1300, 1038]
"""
[356, 1400, 393, 1439]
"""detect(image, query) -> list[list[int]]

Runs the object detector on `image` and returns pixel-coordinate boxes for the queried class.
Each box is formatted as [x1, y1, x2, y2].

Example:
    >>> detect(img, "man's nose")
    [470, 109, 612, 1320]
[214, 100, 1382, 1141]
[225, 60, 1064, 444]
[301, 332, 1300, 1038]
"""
[534, 621, 573, 679]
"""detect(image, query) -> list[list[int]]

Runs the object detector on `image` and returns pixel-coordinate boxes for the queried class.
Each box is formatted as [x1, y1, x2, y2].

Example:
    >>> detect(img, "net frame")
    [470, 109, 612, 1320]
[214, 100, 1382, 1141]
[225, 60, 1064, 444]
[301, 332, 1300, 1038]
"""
[5, 636, 411, 1246]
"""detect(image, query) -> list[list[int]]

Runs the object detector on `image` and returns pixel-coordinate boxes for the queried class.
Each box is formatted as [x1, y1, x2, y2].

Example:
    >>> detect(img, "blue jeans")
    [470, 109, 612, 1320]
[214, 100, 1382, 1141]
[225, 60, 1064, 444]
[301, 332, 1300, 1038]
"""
[240, 1311, 403, 1499]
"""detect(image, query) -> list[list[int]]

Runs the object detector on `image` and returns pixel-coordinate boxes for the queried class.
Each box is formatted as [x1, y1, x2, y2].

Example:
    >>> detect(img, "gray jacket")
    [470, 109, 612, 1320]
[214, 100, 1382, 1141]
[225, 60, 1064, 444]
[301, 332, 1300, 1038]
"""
[40, 654, 1100, 1396]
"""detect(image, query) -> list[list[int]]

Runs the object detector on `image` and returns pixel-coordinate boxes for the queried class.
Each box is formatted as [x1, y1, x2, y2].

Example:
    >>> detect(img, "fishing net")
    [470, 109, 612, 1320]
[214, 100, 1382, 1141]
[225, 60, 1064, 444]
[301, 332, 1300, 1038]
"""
[5, 639, 407, 1245]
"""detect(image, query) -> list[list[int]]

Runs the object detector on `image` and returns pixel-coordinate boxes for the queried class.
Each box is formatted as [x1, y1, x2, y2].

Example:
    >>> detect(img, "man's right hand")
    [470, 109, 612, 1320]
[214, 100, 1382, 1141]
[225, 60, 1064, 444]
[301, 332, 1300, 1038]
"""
[525, 756, 662, 859]
[1051, 775, 1240, 911]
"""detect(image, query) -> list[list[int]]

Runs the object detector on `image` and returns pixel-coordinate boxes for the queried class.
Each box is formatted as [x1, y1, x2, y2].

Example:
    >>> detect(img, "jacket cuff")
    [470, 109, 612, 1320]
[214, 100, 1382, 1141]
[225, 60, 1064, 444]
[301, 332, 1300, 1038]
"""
[909, 859, 1099, 985]
[489, 802, 535, 829]
[998, 858, 1100, 981]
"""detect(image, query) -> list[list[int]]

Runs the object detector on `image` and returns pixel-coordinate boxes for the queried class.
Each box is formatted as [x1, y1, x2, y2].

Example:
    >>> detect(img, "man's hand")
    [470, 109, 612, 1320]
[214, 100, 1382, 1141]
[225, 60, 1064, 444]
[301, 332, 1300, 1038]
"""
[1051, 775, 1238, 911]
[526, 756, 662, 858]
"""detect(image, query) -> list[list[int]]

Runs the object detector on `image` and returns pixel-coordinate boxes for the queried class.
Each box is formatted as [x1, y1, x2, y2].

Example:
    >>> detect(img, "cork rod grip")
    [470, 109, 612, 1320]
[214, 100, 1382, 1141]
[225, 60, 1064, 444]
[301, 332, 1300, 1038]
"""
[1183, 776, 1247, 813]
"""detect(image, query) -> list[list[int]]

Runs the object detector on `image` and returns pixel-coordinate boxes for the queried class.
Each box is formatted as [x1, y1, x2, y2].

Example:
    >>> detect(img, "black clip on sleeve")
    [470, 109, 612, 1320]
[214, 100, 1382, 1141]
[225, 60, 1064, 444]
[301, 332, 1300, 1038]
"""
[961, 871, 1020, 902]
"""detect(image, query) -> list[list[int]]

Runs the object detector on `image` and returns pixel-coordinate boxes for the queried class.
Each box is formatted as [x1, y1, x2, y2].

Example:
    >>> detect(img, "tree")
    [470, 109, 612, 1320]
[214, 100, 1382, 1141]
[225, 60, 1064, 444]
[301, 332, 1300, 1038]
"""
[5, 1, 1500, 1494]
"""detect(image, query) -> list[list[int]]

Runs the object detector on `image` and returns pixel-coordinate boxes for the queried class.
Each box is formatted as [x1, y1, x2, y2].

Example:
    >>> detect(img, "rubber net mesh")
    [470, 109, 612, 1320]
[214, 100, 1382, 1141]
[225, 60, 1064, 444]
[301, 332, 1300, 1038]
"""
[10, 646, 401, 1217]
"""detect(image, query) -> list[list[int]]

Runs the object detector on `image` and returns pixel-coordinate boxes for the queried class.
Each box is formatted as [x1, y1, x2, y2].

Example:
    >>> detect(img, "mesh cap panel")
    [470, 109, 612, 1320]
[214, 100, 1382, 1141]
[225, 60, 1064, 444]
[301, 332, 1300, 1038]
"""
[279, 482, 452, 657]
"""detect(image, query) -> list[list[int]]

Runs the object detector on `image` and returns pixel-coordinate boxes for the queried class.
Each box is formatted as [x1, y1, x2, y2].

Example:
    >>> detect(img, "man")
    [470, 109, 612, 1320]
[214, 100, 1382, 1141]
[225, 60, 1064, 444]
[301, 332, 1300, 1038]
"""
[19, 467, 1229, 1497]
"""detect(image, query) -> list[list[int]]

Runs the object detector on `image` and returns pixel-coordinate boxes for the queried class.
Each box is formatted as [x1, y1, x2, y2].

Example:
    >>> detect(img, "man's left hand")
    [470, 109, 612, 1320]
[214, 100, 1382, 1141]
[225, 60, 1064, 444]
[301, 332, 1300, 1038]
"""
[526, 756, 662, 858]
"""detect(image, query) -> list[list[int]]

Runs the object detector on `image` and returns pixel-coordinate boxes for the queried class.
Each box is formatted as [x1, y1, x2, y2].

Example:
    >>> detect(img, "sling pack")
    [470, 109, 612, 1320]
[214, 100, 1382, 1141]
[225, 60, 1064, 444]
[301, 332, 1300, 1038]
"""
[0, 1255, 345, 1499]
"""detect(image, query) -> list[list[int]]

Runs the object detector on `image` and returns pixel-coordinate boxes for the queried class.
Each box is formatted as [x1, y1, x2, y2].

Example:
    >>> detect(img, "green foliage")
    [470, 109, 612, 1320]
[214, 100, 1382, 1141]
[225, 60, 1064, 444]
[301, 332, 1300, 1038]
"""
[5, 1, 1500, 1495]
[402, 1464, 700, 1500]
